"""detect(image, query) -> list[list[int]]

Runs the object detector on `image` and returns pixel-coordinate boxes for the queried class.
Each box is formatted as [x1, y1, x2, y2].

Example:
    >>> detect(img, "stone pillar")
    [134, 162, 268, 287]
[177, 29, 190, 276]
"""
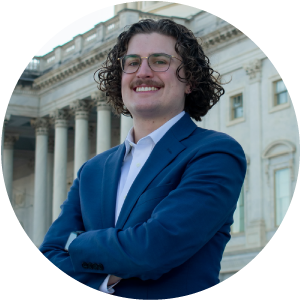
[243, 59, 266, 248]
[47, 137, 54, 227]
[92, 91, 111, 154]
[50, 109, 70, 221]
[71, 100, 92, 178]
[3, 135, 18, 201]
[31, 117, 50, 247]
[120, 115, 133, 143]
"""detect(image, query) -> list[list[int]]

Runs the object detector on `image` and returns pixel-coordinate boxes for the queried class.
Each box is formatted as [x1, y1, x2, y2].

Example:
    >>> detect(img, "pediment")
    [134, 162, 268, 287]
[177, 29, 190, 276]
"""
[262, 140, 295, 159]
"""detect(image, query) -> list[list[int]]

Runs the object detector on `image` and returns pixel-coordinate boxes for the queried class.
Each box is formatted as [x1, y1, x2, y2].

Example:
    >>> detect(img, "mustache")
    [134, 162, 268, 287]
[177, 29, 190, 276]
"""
[129, 79, 164, 89]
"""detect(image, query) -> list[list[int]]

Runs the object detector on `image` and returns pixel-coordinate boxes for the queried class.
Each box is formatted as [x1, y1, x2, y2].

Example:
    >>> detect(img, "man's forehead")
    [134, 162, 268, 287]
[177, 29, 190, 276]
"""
[126, 33, 177, 54]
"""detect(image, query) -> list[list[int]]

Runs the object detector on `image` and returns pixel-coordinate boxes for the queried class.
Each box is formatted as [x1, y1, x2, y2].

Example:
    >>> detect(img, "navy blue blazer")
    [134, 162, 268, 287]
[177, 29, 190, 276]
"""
[40, 113, 247, 299]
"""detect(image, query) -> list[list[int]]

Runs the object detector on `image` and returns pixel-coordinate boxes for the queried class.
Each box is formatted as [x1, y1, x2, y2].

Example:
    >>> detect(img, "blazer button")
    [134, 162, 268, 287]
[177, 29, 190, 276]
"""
[82, 262, 88, 269]
[88, 263, 94, 269]
[97, 263, 104, 270]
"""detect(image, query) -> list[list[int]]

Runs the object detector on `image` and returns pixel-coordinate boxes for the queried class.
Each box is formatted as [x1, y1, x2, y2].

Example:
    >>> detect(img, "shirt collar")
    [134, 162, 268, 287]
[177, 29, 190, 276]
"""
[124, 111, 185, 159]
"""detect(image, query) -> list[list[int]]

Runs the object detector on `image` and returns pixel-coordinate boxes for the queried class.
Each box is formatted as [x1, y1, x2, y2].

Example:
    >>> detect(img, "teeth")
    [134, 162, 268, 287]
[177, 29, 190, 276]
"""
[136, 87, 158, 92]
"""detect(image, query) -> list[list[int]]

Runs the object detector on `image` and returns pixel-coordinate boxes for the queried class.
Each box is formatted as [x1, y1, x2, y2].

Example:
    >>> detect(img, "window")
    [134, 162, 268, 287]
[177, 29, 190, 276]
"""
[226, 88, 245, 127]
[231, 94, 243, 119]
[232, 186, 245, 233]
[263, 140, 295, 228]
[269, 76, 290, 113]
[275, 80, 288, 105]
[275, 168, 291, 226]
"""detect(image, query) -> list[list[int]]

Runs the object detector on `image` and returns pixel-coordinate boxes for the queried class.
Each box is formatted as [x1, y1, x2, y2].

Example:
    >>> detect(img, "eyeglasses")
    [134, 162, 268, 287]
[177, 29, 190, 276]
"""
[118, 53, 182, 74]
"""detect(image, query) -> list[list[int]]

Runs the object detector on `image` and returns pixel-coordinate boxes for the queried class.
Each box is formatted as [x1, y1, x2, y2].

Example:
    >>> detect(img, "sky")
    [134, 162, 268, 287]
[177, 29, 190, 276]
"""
[35, 5, 114, 56]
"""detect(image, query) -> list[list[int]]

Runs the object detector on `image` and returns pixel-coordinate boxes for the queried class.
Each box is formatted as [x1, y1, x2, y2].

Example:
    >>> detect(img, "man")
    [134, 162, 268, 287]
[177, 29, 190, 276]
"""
[40, 19, 246, 299]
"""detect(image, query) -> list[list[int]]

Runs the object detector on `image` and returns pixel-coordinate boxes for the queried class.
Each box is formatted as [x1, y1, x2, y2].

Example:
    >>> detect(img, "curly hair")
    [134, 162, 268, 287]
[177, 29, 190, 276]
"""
[94, 18, 225, 121]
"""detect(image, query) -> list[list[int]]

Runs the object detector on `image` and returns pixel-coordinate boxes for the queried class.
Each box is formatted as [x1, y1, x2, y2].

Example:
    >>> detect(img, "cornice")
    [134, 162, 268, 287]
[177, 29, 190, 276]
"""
[33, 39, 116, 90]
[200, 24, 244, 50]
[32, 23, 243, 91]
[14, 85, 38, 96]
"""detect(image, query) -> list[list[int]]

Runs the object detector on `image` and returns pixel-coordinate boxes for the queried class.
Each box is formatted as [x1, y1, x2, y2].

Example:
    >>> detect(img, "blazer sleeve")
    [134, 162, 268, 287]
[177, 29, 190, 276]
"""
[68, 138, 247, 281]
[39, 163, 107, 289]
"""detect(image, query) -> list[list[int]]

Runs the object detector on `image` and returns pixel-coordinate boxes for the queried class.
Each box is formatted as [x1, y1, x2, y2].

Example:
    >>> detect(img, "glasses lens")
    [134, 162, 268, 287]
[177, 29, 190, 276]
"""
[149, 54, 171, 71]
[122, 55, 141, 73]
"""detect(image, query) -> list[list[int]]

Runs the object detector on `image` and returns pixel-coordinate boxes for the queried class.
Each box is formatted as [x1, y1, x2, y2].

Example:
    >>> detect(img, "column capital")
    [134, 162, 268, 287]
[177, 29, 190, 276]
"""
[31, 117, 50, 135]
[4, 135, 18, 149]
[243, 59, 262, 79]
[91, 90, 106, 101]
[70, 100, 93, 120]
[50, 109, 70, 128]
[91, 91, 111, 111]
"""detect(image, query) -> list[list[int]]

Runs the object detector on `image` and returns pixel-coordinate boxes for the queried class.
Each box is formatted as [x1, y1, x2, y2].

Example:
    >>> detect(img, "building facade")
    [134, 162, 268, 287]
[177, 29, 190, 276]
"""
[2, 2, 299, 282]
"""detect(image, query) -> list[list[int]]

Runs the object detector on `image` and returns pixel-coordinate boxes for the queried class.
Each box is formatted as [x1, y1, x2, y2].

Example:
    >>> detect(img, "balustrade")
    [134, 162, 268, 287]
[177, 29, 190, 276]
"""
[25, 9, 178, 74]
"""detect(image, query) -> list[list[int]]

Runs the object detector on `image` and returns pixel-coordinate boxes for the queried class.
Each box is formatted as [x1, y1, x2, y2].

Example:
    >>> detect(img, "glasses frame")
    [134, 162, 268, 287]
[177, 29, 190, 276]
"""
[118, 53, 182, 74]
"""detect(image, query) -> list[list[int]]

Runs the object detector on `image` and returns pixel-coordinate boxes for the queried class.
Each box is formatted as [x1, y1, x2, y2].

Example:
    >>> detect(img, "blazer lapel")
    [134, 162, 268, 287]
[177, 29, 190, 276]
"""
[100, 144, 126, 229]
[115, 114, 197, 229]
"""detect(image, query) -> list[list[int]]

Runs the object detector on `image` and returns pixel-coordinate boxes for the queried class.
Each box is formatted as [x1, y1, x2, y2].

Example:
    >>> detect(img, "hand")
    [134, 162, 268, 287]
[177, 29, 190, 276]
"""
[108, 275, 122, 286]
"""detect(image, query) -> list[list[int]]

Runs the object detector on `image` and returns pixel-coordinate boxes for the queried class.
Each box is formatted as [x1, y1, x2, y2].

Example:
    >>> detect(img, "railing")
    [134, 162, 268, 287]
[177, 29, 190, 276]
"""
[105, 16, 120, 35]
[26, 58, 40, 71]
[25, 9, 190, 74]
[65, 45, 75, 53]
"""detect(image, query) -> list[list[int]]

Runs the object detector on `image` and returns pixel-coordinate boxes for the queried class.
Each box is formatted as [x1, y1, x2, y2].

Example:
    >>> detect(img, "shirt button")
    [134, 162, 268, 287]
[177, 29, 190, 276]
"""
[136, 163, 141, 168]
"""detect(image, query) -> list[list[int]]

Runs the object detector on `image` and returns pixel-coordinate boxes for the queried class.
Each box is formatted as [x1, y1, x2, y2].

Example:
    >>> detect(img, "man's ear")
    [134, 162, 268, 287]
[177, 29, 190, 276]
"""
[185, 84, 192, 94]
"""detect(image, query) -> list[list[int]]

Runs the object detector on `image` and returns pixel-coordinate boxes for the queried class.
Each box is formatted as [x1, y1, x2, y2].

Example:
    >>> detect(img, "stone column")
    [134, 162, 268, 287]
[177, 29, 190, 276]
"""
[92, 91, 111, 154]
[31, 117, 50, 247]
[71, 100, 92, 178]
[50, 109, 70, 221]
[243, 59, 266, 248]
[47, 137, 54, 227]
[3, 135, 18, 201]
[120, 115, 133, 143]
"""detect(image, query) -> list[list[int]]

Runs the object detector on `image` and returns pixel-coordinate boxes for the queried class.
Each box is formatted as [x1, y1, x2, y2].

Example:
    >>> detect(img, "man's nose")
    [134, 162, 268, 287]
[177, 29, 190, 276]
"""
[136, 58, 153, 78]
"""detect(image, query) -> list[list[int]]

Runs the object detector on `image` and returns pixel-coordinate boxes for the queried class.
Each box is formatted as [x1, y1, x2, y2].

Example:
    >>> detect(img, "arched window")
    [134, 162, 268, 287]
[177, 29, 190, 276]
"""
[262, 140, 296, 227]
[274, 168, 290, 226]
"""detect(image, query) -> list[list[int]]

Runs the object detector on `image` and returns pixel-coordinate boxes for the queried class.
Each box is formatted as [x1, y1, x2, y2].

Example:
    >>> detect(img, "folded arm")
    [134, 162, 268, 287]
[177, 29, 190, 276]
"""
[68, 145, 246, 281]
[39, 164, 107, 289]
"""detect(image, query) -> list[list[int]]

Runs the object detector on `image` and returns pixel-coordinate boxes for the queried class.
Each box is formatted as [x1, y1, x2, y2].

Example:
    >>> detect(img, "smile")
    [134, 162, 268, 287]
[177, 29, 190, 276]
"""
[135, 86, 160, 92]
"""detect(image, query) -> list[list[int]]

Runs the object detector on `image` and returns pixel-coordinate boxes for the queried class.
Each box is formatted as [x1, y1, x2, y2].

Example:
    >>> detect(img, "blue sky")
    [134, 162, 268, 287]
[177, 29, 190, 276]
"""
[36, 6, 114, 56]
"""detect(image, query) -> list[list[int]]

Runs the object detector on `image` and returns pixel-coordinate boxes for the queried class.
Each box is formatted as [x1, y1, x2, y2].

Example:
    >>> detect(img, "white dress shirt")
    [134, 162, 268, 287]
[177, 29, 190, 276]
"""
[99, 111, 185, 293]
